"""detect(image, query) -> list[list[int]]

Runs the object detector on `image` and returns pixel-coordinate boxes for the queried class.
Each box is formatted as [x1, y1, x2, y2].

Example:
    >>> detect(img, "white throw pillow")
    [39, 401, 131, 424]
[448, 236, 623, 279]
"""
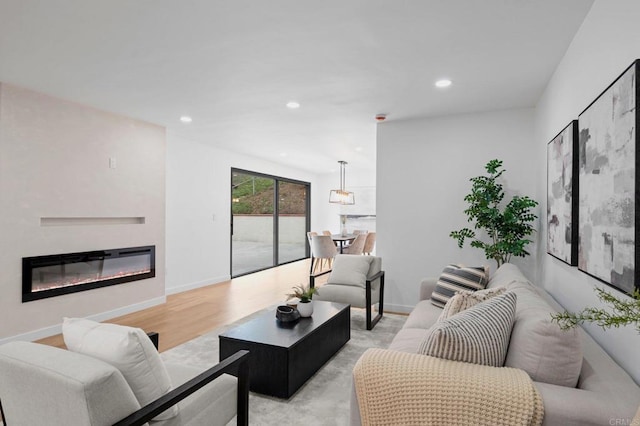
[438, 286, 507, 321]
[327, 255, 374, 287]
[419, 292, 517, 367]
[62, 317, 178, 420]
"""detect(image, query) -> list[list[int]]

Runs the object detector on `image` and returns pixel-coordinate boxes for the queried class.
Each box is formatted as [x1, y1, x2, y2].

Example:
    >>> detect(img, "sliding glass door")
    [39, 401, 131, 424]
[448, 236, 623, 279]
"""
[231, 169, 310, 277]
[278, 181, 309, 264]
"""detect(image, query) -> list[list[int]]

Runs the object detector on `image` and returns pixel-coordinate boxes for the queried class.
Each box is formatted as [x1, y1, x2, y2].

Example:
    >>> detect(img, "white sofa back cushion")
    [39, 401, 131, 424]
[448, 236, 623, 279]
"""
[63, 317, 179, 420]
[504, 281, 583, 388]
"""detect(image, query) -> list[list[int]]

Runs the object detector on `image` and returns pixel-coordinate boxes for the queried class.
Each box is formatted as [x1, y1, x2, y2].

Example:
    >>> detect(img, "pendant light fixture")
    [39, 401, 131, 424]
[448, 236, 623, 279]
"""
[329, 160, 355, 205]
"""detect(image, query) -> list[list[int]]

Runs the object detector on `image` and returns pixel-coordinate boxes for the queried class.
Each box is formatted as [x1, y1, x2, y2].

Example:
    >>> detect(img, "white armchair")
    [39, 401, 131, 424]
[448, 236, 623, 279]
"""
[311, 254, 385, 330]
[0, 337, 249, 426]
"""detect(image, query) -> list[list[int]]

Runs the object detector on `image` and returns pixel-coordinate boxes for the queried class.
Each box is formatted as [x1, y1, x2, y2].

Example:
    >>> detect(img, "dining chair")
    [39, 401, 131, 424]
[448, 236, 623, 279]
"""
[322, 230, 332, 236]
[363, 232, 377, 255]
[343, 233, 367, 255]
[307, 232, 318, 273]
[310, 235, 338, 273]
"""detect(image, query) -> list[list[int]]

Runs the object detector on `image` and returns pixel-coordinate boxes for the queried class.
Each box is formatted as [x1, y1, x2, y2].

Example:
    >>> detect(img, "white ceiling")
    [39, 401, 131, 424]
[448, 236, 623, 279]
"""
[0, 0, 594, 174]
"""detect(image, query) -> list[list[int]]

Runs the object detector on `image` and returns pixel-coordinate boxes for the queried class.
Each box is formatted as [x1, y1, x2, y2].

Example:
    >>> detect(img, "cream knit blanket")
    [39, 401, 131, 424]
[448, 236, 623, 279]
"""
[353, 349, 544, 426]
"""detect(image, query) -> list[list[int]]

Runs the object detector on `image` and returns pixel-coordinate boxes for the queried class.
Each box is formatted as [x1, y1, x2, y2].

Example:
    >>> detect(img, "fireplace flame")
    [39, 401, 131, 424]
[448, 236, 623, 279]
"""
[32, 269, 152, 292]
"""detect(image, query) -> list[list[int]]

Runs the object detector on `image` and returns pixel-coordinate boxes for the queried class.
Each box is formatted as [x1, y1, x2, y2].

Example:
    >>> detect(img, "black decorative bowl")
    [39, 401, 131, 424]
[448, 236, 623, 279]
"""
[276, 305, 300, 323]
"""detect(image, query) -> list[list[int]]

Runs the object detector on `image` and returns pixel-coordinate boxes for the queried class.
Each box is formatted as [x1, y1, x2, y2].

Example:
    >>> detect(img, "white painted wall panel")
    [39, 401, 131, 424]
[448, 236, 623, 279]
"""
[534, 0, 640, 383]
[377, 108, 537, 312]
[0, 83, 166, 340]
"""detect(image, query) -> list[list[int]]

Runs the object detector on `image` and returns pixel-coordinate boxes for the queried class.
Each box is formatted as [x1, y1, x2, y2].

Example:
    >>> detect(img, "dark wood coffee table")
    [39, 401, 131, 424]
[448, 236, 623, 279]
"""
[218, 301, 350, 398]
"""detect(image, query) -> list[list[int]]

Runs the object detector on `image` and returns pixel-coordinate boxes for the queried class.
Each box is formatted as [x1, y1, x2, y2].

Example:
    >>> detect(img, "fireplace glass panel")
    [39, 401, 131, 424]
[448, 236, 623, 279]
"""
[31, 254, 152, 292]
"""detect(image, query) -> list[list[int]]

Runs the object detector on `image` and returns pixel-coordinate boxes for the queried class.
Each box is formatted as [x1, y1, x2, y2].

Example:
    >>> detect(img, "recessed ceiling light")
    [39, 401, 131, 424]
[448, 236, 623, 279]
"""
[180, 116, 193, 123]
[435, 79, 452, 88]
[355, 146, 363, 152]
[286, 101, 300, 109]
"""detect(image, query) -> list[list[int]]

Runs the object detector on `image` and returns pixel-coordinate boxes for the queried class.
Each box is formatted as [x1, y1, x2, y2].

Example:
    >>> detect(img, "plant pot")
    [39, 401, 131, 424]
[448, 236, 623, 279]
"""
[297, 300, 313, 317]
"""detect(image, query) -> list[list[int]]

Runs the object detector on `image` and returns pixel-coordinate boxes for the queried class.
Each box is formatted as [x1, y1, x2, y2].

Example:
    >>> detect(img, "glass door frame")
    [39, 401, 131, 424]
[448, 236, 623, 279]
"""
[230, 168, 311, 278]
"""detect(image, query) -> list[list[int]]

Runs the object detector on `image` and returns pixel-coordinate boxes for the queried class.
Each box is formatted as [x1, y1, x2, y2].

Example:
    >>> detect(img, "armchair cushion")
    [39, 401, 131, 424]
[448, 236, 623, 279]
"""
[161, 363, 238, 426]
[327, 255, 374, 288]
[62, 317, 179, 420]
[314, 283, 380, 309]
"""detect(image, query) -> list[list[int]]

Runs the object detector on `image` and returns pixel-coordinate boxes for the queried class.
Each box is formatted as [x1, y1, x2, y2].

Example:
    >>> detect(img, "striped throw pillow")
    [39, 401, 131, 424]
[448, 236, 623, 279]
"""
[419, 292, 517, 367]
[438, 286, 507, 321]
[430, 264, 488, 308]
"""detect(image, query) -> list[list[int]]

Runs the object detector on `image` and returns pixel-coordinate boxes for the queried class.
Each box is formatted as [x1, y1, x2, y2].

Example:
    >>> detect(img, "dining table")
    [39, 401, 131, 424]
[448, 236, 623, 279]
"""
[331, 234, 356, 254]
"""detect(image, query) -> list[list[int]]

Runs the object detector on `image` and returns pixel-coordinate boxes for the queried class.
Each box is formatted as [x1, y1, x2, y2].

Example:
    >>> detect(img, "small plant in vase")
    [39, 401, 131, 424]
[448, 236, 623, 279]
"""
[286, 284, 319, 317]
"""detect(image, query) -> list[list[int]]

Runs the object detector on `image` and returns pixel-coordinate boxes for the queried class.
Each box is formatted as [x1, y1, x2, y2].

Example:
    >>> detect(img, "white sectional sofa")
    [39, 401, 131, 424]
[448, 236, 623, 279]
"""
[351, 263, 640, 426]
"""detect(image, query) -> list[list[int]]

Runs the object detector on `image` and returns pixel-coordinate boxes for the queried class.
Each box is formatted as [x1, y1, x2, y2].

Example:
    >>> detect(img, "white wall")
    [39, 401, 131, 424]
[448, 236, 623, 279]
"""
[377, 108, 537, 312]
[165, 134, 323, 293]
[0, 83, 166, 342]
[534, 0, 640, 383]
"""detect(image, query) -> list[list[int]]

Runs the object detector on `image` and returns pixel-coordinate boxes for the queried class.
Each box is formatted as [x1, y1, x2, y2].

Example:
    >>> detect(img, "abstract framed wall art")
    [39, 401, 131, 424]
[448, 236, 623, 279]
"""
[547, 120, 578, 266]
[578, 59, 640, 295]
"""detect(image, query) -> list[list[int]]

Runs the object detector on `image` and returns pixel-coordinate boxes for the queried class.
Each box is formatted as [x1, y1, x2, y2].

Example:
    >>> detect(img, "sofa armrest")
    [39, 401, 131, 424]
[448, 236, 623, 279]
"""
[420, 277, 438, 301]
[535, 381, 639, 426]
[113, 350, 250, 426]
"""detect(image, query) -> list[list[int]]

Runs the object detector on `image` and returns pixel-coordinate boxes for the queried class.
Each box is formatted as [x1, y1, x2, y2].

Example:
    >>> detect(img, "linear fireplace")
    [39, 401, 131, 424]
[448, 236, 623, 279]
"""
[22, 246, 155, 302]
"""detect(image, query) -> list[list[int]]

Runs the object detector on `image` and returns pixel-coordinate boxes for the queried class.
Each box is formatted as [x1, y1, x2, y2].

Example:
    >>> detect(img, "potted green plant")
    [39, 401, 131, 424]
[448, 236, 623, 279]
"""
[450, 159, 538, 266]
[286, 284, 319, 317]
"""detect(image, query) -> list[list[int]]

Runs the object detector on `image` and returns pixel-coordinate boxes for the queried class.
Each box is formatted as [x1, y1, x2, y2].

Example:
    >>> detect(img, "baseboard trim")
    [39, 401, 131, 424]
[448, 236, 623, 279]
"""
[165, 275, 230, 295]
[383, 303, 414, 314]
[0, 296, 167, 345]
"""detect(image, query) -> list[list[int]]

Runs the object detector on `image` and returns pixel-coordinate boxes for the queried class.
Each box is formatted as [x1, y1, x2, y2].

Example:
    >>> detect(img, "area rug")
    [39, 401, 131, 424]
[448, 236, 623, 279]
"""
[161, 307, 406, 425]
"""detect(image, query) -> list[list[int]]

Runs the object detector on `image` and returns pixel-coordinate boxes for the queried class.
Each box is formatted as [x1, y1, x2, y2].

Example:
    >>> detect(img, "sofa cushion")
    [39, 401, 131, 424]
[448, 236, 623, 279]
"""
[487, 263, 531, 289]
[62, 318, 178, 420]
[388, 327, 435, 353]
[504, 281, 583, 388]
[327, 255, 374, 288]
[403, 300, 444, 329]
[438, 286, 506, 321]
[163, 363, 238, 426]
[419, 292, 517, 367]
[430, 264, 488, 308]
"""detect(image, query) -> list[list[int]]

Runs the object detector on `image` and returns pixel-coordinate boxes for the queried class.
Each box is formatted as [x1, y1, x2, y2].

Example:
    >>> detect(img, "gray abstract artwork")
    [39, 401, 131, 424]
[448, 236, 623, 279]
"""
[578, 62, 637, 294]
[547, 121, 577, 265]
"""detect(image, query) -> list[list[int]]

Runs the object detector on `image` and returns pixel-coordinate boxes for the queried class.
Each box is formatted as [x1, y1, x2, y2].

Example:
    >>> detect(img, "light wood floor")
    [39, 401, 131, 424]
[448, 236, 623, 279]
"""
[37, 259, 330, 352]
